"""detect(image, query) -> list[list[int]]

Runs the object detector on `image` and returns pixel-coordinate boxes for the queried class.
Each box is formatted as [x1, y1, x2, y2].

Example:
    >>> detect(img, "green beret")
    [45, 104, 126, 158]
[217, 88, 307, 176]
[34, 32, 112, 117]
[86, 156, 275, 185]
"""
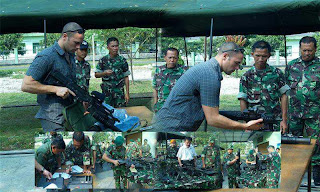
[115, 136, 124, 146]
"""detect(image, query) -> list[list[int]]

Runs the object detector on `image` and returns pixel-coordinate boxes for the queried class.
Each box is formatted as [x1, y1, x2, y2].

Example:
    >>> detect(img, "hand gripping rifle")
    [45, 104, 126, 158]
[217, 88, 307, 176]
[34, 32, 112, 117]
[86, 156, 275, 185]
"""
[219, 109, 279, 131]
[49, 70, 120, 131]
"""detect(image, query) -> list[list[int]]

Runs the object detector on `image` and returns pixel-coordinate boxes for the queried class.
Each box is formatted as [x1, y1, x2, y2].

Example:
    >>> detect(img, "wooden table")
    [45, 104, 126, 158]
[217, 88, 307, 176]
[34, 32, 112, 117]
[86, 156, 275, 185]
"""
[213, 139, 316, 192]
[123, 106, 153, 127]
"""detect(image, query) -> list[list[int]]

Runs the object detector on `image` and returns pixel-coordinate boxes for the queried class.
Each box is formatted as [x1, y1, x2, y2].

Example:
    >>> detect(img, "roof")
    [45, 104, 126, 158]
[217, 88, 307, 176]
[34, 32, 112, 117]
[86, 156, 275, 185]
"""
[1, 0, 320, 36]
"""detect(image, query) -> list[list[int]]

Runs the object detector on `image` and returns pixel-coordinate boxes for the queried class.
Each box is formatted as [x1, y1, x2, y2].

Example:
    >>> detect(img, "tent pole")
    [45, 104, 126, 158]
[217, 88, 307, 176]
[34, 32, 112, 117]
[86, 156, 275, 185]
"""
[204, 36, 207, 61]
[204, 18, 214, 132]
[184, 37, 189, 67]
[44, 19, 47, 48]
[284, 35, 287, 67]
[155, 28, 158, 68]
[165, 132, 168, 160]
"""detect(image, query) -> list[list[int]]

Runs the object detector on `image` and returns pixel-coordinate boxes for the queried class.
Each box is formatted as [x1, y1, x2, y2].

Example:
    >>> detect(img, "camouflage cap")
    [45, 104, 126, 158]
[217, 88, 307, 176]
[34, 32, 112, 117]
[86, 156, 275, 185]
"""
[114, 136, 124, 146]
[80, 40, 89, 49]
[249, 149, 254, 155]
[228, 144, 234, 150]
[137, 138, 141, 143]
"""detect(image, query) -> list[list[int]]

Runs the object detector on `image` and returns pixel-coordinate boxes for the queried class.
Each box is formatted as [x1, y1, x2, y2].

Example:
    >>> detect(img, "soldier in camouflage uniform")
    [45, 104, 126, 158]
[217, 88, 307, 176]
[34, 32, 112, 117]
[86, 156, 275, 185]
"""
[152, 48, 188, 112]
[65, 131, 96, 174]
[102, 136, 133, 189]
[141, 139, 152, 158]
[285, 36, 320, 185]
[35, 138, 66, 182]
[257, 145, 281, 188]
[95, 37, 130, 107]
[126, 139, 141, 159]
[201, 137, 223, 188]
[223, 145, 239, 188]
[166, 139, 179, 160]
[75, 40, 91, 93]
[238, 41, 290, 132]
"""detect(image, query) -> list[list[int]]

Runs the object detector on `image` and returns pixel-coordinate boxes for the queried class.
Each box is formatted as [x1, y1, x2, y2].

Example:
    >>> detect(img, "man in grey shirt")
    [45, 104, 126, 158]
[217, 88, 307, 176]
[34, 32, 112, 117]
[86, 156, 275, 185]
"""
[21, 22, 84, 132]
[153, 42, 263, 131]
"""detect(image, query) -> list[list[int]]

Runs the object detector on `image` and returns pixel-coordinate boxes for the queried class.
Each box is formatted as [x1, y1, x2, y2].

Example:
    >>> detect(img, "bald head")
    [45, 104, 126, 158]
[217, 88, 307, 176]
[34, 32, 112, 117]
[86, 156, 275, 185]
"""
[218, 42, 244, 57]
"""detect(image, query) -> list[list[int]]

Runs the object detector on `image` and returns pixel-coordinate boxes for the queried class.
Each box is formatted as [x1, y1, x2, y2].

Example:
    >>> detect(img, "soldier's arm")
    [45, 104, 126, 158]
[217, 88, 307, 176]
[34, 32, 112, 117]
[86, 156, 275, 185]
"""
[35, 160, 52, 179]
[102, 153, 119, 166]
[153, 89, 158, 105]
[238, 75, 248, 112]
[280, 94, 288, 134]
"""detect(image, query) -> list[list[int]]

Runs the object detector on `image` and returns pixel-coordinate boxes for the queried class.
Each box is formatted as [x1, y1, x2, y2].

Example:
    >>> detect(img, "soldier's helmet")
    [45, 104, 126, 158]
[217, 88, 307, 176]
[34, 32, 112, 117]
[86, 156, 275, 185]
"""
[114, 136, 124, 147]
[208, 137, 215, 143]
[228, 144, 234, 150]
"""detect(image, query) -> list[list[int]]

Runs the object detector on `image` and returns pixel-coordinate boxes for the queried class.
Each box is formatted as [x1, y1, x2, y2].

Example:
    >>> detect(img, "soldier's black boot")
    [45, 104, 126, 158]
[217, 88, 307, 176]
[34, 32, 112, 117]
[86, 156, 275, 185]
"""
[313, 165, 320, 186]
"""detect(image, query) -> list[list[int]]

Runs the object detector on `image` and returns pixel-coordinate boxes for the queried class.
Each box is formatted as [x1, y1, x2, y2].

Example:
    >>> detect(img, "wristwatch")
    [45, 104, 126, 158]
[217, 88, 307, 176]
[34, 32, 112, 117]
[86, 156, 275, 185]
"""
[40, 167, 45, 174]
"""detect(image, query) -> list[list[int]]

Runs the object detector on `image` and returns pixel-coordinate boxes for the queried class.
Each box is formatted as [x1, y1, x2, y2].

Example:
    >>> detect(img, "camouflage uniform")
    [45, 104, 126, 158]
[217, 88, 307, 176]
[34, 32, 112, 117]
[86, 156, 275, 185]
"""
[106, 144, 127, 189]
[201, 144, 222, 188]
[166, 145, 179, 159]
[285, 57, 320, 136]
[35, 141, 59, 173]
[126, 141, 140, 159]
[223, 152, 237, 188]
[152, 64, 188, 112]
[65, 136, 96, 166]
[285, 57, 320, 183]
[96, 54, 130, 107]
[258, 151, 281, 188]
[75, 58, 91, 93]
[141, 143, 152, 158]
[238, 64, 290, 131]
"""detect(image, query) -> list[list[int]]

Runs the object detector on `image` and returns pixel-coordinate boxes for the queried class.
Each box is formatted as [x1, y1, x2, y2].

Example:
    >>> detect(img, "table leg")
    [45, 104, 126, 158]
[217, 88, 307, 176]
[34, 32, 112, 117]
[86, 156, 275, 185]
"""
[308, 162, 311, 192]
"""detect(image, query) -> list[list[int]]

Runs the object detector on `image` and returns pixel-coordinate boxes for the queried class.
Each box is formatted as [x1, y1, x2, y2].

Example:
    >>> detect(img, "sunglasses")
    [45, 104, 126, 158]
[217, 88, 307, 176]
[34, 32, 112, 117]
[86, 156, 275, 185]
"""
[63, 28, 85, 34]
[222, 48, 245, 54]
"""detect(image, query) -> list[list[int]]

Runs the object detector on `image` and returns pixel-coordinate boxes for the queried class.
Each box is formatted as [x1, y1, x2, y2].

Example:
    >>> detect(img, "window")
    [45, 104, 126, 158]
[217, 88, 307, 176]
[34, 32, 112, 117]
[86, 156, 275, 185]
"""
[286, 46, 292, 57]
[33, 43, 40, 54]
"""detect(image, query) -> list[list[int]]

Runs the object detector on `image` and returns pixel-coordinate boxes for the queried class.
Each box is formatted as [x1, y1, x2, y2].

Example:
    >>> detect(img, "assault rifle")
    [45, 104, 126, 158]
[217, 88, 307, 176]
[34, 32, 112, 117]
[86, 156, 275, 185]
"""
[118, 159, 143, 169]
[235, 149, 241, 176]
[219, 109, 279, 131]
[49, 70, 120, 131]
[281, 134, 311, 144]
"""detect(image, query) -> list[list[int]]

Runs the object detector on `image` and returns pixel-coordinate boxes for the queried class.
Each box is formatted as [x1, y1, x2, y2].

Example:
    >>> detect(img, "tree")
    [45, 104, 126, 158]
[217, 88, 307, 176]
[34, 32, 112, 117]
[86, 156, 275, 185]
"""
[0, 34, 24, 59]
[313, 32, 320, 57]
[39, 33, 61, 50]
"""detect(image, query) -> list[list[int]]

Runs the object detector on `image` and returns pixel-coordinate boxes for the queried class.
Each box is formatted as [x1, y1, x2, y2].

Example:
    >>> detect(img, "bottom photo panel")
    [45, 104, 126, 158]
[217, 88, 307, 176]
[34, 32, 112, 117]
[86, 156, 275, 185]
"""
[34, 131, 281, 191]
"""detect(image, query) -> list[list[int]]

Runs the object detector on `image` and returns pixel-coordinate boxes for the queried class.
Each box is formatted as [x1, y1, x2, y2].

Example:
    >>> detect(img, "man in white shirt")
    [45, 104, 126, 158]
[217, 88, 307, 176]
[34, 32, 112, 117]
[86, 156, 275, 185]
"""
[177, 137, 197, 167]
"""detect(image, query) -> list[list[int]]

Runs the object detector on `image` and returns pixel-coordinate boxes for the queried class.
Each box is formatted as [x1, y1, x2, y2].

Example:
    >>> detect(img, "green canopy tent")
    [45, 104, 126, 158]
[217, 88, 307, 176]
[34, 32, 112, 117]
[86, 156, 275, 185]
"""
[1, 0, 320, 36]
